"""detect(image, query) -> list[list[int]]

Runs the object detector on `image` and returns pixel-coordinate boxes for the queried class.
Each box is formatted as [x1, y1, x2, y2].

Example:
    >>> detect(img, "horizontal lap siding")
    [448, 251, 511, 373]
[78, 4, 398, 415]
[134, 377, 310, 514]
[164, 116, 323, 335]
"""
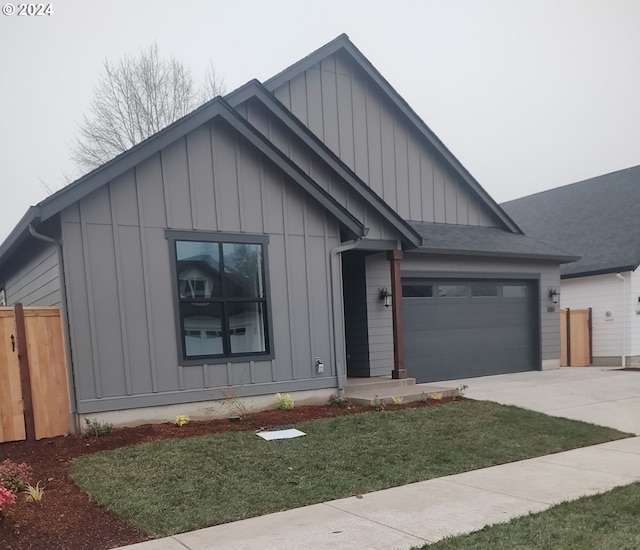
[61, 119, 341, 413]
[273, 52, 501, 227]
[2, 241, 61, 307]
[365, 253, 393, 376]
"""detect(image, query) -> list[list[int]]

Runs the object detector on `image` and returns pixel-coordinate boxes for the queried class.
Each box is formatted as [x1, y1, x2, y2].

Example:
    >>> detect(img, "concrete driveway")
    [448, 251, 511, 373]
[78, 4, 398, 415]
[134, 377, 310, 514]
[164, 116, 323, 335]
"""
[438, 367, 640, 435]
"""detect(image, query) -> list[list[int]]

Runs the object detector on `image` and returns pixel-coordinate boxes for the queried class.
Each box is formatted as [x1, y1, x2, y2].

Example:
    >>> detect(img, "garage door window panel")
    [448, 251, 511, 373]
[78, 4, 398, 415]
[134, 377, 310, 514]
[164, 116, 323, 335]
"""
[437, 284, 468, 298]
[402, 283, 433, 298]
[471, 283, 499, 298]
[503, 284, 528, 298]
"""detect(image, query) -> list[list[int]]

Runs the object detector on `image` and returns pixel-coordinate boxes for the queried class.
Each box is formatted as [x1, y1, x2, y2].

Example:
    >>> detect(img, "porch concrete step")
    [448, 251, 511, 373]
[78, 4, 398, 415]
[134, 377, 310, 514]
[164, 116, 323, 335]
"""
[346, 383, 458, 407]
[344, 376, 417, 396]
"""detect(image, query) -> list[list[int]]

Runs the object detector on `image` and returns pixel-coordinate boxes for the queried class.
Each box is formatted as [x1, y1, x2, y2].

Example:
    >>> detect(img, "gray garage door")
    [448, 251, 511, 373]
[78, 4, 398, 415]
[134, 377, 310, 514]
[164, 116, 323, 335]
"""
[402, 279, 538, 382]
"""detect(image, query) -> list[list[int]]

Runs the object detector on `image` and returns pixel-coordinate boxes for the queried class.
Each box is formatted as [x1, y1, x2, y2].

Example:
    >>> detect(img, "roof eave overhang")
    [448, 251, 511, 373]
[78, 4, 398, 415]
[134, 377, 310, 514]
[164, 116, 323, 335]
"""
[0, 207, 41, 272]
[414, 246, 580, 263]
[561, 264, 639, 279]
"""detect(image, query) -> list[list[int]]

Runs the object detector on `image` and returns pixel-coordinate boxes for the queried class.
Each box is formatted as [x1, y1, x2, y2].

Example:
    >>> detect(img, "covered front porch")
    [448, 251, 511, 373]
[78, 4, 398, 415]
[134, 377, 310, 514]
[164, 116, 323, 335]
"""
[341, 246, 407, 382]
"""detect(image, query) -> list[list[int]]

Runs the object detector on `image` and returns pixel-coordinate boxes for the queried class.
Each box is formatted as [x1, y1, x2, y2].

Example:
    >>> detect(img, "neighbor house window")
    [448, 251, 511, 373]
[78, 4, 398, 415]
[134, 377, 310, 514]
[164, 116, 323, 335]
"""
[167, 231, 271, 364]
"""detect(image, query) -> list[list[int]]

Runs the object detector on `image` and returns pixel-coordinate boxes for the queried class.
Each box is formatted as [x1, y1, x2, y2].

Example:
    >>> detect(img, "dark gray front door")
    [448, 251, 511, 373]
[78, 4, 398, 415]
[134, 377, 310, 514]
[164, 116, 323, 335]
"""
[402, 279, 538, 382]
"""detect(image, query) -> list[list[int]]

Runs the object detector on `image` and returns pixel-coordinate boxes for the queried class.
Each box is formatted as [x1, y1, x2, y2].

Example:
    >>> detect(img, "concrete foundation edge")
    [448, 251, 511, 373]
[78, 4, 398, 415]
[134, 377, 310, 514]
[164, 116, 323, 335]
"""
[541, 358, 560, 370]
[591, 356, 640, 367]
[77, 388, 337, 428]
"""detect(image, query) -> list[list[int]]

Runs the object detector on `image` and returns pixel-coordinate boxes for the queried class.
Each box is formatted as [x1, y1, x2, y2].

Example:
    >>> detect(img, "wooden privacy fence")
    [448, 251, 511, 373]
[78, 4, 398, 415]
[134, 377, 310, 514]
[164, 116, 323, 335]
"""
[560, 308, 592, 367]
[0, 304, 70, 443]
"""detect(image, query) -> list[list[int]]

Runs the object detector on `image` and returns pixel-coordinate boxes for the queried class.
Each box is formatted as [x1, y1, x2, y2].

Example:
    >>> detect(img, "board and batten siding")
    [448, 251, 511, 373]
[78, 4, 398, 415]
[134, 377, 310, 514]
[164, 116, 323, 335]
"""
[1, 240, 61, 307]
[238, 99, 404, 243]
[399, 255, 561, 368]
[271, 52, 501, 228]
[561, 271, 639, 364]
[61, 119, 344, 414]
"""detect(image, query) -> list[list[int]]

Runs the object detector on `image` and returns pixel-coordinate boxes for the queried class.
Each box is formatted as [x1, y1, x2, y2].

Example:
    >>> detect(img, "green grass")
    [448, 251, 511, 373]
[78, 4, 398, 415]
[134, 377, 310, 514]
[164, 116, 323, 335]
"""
[417, 482, 640, 549]
[71, 400, 630, 536]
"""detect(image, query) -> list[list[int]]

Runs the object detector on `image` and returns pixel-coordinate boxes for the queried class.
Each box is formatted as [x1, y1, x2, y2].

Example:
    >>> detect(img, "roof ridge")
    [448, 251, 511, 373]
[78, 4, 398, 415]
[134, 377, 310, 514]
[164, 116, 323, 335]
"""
[503, 164, 640, 205]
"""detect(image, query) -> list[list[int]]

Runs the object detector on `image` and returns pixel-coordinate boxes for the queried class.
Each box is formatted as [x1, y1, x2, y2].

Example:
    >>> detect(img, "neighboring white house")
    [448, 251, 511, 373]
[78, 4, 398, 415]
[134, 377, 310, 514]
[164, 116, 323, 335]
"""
[503, 165, 640, 366]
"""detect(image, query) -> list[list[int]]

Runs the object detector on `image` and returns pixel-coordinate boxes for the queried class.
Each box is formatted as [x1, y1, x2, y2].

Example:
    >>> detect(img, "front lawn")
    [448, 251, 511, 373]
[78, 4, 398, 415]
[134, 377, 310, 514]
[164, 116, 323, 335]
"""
[71, 400, 630, 536]
[418, 482, 640, 549]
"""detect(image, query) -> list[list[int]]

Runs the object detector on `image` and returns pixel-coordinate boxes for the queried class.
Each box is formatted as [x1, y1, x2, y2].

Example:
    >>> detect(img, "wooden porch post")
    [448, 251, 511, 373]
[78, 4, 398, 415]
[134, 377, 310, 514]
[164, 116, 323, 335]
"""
[14, 303, 36, 441]
[388, 250, 407, 379]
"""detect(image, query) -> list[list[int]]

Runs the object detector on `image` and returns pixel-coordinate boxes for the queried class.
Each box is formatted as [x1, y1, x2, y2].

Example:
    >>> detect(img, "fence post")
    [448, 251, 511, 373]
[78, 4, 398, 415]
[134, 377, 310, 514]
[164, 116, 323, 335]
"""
[14, 303, 36, 441]
[566, 307, 571, 367]
[588, 307, 593, 365]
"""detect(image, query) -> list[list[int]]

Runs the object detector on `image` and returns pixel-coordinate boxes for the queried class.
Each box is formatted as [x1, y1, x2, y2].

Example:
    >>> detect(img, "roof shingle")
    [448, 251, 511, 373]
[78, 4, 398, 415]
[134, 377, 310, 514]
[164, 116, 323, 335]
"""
[409, 221, 577, 262]
[501, 165, 640, 277]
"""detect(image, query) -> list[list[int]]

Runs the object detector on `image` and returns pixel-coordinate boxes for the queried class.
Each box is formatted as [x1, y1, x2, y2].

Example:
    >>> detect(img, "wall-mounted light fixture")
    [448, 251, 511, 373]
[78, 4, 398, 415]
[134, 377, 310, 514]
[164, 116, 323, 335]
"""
[379, 287, 392, 308]
[548, 288, 560, 304]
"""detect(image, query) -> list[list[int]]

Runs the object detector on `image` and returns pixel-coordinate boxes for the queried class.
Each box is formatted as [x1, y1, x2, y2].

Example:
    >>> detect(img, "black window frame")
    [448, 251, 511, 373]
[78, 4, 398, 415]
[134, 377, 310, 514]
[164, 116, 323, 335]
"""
[166, 230, 273, 366]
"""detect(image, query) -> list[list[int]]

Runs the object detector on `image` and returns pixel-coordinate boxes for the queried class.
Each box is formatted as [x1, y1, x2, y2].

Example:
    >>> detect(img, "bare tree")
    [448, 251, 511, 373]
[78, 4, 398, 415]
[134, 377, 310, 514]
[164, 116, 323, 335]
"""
[71, 44, 226, 172]
[201, 60, 226, 104]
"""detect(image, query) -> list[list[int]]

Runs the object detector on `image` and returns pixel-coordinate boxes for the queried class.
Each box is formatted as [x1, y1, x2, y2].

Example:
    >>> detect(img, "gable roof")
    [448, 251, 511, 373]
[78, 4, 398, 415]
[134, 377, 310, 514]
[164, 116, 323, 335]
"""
[264, 33, 523, 235]
[501, 165, 640, 278]
[226, 80, 423, 248]
[0, 97, 367, 270]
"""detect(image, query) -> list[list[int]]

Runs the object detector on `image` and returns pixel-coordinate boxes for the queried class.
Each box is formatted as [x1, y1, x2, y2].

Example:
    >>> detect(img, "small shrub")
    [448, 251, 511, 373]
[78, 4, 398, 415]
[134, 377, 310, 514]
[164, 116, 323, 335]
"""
[82, 418, 113, 438]
[0, 459, 33, 493]
[391, 395, 404, 405]
[372, 395, 386, 412]
[0, 484, 16, 512]
[23, 481, 45, 502]
[456, 384, 468, 397]
[221, 389, 251, 419]
[175, 414, 190, 427]
[275, 393, 295, 410]
[329, 394, 351, 408]
[430, 392, 444, 401]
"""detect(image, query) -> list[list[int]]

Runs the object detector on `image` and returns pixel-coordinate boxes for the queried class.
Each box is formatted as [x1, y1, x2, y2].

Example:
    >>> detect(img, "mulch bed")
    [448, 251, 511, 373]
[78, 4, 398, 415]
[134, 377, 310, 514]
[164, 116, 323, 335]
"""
[0, 398, 458, 550]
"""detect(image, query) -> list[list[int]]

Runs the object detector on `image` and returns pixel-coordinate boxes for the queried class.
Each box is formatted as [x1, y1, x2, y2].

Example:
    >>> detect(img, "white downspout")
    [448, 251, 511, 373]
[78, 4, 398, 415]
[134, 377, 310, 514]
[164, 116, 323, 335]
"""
[616, 273, 626, 367]
[329, 239, 361, 395]
[29, 224, 79, 433]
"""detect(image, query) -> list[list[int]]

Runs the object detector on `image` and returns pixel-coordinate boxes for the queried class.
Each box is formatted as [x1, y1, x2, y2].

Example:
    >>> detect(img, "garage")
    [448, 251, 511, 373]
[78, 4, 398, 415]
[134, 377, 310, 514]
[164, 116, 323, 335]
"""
[402, 278, 539, 382]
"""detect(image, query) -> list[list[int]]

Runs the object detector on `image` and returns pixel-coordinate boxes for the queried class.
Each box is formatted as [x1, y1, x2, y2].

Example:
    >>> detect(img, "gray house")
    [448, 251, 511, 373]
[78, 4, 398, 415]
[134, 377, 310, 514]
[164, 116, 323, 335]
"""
[0, 35, 575, 425]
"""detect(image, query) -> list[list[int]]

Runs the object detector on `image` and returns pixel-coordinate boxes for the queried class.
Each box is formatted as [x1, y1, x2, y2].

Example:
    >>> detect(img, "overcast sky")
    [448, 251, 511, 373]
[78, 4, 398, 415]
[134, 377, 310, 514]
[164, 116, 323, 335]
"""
[1, 0, 638, 242]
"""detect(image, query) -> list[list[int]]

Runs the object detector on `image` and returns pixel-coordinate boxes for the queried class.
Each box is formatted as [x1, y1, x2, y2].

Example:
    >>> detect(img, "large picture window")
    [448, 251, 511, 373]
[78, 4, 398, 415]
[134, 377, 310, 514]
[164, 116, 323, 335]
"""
[167, 232, 271, 364]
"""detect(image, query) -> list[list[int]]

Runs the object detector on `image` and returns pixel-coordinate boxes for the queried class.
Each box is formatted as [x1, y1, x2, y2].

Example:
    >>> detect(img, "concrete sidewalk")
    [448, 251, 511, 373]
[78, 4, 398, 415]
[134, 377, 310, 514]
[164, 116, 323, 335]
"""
[117, 436, 640, 550]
